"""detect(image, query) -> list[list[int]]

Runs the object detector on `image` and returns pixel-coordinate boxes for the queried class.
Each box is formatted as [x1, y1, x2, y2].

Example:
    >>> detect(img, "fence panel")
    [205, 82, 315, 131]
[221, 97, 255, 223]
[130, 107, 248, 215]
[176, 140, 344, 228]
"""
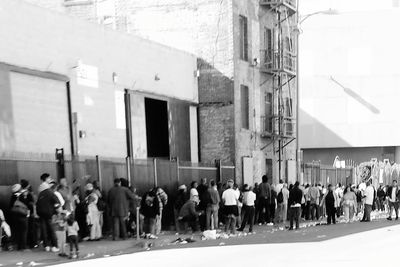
[100, 159, 126, 193]
[178, 161, 218, 187]
[132, 158, 155, 195]
[221, 166, 235, 185]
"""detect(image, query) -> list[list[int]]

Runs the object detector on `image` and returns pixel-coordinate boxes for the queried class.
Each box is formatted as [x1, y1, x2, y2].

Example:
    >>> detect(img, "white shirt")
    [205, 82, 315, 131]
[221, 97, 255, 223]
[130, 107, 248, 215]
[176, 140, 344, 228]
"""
[222, 188, 238, 206]
[243, 191, 256, 206]
[390, 186, 397, 202]
[364, 186, 374, 205]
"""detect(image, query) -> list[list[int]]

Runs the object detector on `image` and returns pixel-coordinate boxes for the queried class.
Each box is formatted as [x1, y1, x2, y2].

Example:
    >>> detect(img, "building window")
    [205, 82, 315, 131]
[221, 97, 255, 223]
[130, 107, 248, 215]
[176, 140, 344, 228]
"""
[264, 27, 273, 68]
[265, 92, 273, 132]
[241, 85, 249, 129]
[285, 97, 293, 118]
[239, 15, 248, 61]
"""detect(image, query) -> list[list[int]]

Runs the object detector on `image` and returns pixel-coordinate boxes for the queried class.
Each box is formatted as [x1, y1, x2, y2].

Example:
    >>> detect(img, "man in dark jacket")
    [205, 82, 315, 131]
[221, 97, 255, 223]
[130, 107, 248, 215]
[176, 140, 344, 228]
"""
[288, 181, 303, 230]
[258, 175, 272, 224]
[36, 181, 61, 252]
[108, 178, 134, 240]
[140, 190, 160, 238]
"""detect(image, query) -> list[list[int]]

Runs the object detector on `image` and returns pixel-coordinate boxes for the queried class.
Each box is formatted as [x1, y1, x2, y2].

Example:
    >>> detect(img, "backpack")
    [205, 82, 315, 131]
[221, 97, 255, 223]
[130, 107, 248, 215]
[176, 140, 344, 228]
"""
[277, 189, 284, 204]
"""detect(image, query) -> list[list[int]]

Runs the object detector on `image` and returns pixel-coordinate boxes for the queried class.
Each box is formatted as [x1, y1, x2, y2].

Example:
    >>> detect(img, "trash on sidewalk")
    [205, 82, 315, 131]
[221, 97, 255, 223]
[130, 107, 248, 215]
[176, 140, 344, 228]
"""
[171, 237, 196, 245]
[202, 230, 217, 240]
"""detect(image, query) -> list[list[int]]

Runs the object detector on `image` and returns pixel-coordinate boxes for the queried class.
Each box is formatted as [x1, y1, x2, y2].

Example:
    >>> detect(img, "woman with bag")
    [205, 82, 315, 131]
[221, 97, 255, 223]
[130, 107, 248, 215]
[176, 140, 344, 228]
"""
[9, 183, 30, 251]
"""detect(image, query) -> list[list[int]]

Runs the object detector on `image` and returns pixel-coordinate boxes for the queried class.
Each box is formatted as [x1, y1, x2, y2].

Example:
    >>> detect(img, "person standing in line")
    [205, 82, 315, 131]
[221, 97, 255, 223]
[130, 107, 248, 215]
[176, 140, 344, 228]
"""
[320, 184, 339, 225]
[288, 182, 303, 230]
[377, 184, 386, 212]
[9, 184, 30, 251]
[258, 175, 271, 225]
[308, 184, 320, 221]
[386, 180, 399, 220]
[281, 183, 290, 224]
[342, 186, 357, 223]
[237, 184, 256, 233]
[108, 178, 134, 240]
[54, 211, 67, 257]
[361, 181, 374, 222]
[206, 180, 220, 230]
[36, 180, 61, 252]
[190, 181, 199, 199]
[197, 178, 209, 231]
[66, 215, 79, 259]
[222, 179, 239, 235]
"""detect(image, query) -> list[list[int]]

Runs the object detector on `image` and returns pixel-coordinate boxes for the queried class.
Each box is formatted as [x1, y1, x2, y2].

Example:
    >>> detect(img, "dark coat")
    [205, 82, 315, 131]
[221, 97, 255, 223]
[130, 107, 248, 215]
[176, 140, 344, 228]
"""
[108, 185, 134, 217]
[36, 189, 60, 219]
[288, 186, 303, 206]
[386, 186, 399, 201]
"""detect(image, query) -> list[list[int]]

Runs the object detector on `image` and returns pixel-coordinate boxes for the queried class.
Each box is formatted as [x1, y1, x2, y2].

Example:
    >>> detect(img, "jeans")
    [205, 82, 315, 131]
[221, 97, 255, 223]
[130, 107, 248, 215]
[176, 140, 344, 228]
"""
[343, 205, 355, 222]
[388, 201, 399, 218]
[112, 216, 127, 240]
[289, 207, 301, 229]
[309, 203, 319, 220]
[155, 209, 162, 235]
[239, 205, 255, 232]
[224, 214, 236, 234]
[40, 217, 57, 248]
[326, 205, 336, 224]
[68, 235, 79, 254]
[258, 198, 270, 223]
[363, 204, 372, 221]
[206, 204, 219, 230]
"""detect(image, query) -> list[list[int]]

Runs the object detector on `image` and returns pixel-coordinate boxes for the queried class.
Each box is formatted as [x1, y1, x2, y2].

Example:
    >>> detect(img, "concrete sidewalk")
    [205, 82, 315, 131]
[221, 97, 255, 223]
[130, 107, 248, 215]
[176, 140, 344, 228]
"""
[1, 217, 398, 267]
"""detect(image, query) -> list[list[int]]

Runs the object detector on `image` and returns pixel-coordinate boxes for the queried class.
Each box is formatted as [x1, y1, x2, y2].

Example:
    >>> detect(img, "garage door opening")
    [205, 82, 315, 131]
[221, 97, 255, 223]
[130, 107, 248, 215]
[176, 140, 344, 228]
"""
[145, 98, 169, 158]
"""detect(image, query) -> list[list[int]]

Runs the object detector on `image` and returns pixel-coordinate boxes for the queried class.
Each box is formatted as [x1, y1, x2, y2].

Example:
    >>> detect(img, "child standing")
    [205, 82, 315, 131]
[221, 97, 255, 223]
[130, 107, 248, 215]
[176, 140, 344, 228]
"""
[66, 215, 79, 259]
[54, 211, 67, 257]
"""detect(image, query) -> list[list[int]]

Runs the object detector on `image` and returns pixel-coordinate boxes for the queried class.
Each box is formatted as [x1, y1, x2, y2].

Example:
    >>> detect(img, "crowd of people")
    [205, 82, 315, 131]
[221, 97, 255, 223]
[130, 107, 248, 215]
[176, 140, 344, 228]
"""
[0, 173, 399, 259]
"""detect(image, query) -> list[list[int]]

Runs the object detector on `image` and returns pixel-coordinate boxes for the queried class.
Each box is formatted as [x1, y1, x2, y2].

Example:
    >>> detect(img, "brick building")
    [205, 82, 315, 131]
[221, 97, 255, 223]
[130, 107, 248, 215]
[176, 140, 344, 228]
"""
[25, 0, 298, 185]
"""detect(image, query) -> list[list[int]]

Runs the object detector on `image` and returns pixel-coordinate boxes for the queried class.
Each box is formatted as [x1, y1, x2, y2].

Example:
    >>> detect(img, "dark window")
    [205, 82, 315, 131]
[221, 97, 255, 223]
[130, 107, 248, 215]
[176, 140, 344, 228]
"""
[285, 97, 293, 117]
[145, 98, 170, 158]
[265, 92, 273, 132]
[239, 15, 248, 61]
[241, 85, 249, 129]
[264, 28, 273, 68]
[266, 159, 273, 183]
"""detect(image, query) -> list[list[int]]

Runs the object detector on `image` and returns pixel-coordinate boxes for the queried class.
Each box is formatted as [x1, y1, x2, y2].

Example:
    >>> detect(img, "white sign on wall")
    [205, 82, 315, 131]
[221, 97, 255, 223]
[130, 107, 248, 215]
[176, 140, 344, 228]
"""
[77, 60, 98, 88]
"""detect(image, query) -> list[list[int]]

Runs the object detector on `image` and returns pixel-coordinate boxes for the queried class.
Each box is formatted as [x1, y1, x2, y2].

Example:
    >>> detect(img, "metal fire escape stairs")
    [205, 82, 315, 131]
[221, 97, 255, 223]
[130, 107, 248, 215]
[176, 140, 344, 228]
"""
[259, 0, 297, 179]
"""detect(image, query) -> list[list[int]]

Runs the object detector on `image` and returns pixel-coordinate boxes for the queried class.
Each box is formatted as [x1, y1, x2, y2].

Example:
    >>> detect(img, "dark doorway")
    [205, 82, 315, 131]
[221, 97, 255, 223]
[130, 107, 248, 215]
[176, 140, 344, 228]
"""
[145, 98, 170, 158]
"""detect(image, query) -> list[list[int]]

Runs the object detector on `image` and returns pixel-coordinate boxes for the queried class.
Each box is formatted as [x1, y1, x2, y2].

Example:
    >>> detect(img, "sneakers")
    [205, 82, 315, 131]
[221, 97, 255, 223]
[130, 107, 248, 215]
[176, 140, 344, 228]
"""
[45, 246, 50, 252]
[51, 247, 60, 253]
[267, 222, 274, 226]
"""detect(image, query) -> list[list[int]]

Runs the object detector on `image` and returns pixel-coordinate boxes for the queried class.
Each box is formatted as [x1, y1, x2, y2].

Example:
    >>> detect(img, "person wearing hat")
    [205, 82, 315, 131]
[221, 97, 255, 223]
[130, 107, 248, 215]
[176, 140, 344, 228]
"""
[9, 183, 30, 251]
[20, 179, 38, 249]
[222, 179, 239, 235]
[178, 194, 202, 233]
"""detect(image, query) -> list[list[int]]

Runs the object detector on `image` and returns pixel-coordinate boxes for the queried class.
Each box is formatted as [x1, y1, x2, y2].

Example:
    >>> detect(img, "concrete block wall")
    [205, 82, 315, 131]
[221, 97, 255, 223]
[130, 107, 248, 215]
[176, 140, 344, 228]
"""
[0, 0, 198, 159]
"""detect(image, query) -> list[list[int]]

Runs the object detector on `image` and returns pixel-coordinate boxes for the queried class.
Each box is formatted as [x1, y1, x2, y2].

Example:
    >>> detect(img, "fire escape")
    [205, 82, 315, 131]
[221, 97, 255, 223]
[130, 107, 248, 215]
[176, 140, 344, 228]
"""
[259, 0, 297, 181]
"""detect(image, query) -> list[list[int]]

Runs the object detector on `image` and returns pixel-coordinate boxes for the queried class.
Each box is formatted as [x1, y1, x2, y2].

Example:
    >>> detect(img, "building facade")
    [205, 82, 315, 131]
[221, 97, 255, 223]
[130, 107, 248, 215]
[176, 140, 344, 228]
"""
[24, 0, 298, 185]
[0, 0, 198, 203]
[299, 0, 400, 167]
